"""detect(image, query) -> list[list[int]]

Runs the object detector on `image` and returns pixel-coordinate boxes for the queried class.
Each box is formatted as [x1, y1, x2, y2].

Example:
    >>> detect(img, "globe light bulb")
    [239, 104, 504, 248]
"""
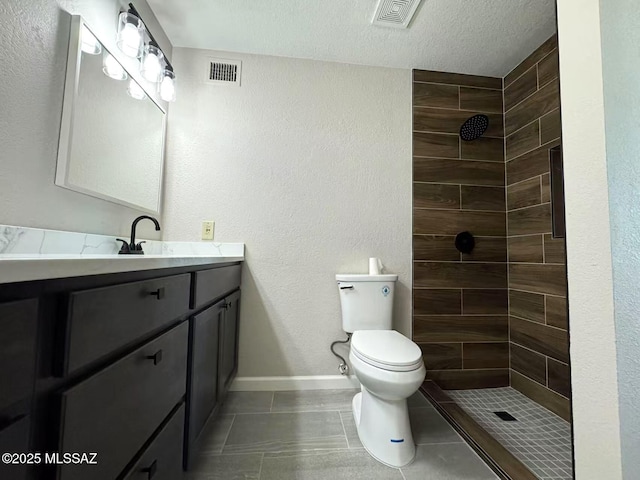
[127, 79, 146, 100]
[102, 54, 127, 81]
[117, 12, 144, 58]
[81, 25, 101, 55]
[141, 45, 163, 83]
[159, 70, 176, 102]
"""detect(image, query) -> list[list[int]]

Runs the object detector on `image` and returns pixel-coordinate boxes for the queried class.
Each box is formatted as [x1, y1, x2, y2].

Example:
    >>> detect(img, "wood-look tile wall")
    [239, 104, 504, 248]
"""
[412, 70, 509, 390]
[504, 35, 571, 421]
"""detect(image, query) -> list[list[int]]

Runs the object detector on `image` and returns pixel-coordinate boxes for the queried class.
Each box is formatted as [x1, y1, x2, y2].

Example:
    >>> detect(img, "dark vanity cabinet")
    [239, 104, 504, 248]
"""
[0, 262, 242, 480]
[185, 265, 242, 468]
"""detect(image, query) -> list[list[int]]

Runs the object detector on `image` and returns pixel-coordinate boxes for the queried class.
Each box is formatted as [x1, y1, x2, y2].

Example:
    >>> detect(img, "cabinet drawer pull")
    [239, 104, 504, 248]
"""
[142, 459, 157, 479]
[145, 350, 163, 365]
[148, 287, 165, 300]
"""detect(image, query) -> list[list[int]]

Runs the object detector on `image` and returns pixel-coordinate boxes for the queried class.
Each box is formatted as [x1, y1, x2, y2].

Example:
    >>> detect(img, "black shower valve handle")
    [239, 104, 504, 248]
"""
[455, 231, 476, 254]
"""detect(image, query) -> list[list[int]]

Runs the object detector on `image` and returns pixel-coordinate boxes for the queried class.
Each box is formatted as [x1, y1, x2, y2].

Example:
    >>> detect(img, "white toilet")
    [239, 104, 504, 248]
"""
[336, 274, 426, 468]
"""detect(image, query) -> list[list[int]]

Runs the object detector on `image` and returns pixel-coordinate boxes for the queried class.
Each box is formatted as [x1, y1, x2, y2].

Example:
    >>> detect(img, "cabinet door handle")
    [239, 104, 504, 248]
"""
[146, 350, 163, 365]
[142, 459, 157, 479]
[148, 287, 165, 299]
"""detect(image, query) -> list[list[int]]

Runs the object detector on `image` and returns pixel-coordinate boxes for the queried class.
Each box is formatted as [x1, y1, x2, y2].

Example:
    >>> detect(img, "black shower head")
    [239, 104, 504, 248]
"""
[460, 114, 489, 141]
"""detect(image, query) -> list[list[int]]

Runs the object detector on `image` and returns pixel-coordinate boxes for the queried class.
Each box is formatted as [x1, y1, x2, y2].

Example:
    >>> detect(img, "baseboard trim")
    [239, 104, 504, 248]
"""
[230, 375, 361, 391]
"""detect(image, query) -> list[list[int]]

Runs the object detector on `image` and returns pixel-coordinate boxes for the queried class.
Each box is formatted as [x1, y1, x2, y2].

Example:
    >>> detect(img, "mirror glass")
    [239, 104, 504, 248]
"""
[56, 17, 165, 213]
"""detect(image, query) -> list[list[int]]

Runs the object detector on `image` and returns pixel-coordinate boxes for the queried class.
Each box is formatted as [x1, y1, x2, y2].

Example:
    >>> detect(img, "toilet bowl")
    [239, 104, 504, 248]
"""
[349, 329, 426, 468]
[336, 273, 426, 467]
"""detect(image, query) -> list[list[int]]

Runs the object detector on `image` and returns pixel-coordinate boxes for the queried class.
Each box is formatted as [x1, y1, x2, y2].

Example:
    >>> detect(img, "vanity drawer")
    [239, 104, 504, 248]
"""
[58, 321, 188, 480]
[122, 403, 185, 480]
[62, 273, 190, 374]
[0, 299, 38, 411]
[193, 264, 241, 310]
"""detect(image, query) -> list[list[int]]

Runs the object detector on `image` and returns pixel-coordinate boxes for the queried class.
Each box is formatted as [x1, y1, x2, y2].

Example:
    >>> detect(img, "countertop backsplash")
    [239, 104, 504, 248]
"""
[0, 224, 244, 257]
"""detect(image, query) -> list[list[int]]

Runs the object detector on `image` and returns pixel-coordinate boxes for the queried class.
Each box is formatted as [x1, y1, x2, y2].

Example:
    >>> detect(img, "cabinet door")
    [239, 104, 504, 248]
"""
[0, 299, 38, 411]
[0, 415, 30, 480]
[188, 300, 224, 447]
[218, 290, 240, 397]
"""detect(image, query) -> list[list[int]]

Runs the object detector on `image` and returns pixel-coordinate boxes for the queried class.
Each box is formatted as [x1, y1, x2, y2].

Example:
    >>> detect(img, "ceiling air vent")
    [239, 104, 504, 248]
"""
[204, 58, 242, 86]
[372, 0, 423, 29]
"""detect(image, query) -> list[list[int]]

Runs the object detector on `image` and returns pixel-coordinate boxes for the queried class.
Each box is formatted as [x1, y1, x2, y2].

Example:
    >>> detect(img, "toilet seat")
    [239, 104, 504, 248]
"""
[351, 330, 423, 372]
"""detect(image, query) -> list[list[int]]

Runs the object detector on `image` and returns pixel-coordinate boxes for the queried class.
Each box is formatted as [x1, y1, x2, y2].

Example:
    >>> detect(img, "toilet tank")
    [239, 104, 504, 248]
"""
[336, 274, 398, 333]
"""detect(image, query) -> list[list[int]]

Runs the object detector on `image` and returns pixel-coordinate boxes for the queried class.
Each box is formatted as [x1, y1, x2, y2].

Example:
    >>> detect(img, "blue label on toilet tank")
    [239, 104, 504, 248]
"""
[382, 286, 390, 296]
[390, 438, 405, 443]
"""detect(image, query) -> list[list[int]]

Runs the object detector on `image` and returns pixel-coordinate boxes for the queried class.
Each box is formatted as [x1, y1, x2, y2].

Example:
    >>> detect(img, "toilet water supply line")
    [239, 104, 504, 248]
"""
[330, 333, 352, 374]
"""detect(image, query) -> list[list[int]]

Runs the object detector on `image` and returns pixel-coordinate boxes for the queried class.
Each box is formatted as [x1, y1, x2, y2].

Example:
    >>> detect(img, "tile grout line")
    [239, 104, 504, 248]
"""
[506, 137, 561, 164]
[504, 60, 557, 116]
[220, 414, 237, 453]
[257, 452, 265, 480]
[413, 104, 505, 114]
[413, 154, 505, 163]
[337, 410, 351, 449]
[413, 260, 563, 265]
[414, 129, 503, 141]
[505, 114, 539, 140]
[399, 467, 408, 480]
[413, 79, 502, 91]
[510, 314, 570, 333]
[413, 287, 566, 299]
[414, 181, 506, 188]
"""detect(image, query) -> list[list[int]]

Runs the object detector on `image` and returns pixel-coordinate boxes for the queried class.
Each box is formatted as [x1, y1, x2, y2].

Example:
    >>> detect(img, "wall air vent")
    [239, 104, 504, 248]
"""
[372, 0, 423, 29]
[204, 58, 242, 86]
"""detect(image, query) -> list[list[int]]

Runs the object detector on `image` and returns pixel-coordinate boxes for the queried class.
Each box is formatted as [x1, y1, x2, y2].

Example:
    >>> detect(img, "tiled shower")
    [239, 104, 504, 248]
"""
[412, 35, 572, 479]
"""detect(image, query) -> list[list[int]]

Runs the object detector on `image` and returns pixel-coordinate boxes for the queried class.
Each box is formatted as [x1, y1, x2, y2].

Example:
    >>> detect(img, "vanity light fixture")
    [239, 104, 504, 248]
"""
[120, 3, 177, 101]
[116, 10, 145, 58]
[80, 25, 101, 55]
[102, 53, 127, 81]
[127, 78, 146, 100]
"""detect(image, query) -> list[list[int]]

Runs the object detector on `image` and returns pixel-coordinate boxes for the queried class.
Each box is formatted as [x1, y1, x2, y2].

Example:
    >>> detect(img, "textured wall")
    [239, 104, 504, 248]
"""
[503, 36, 571, 421]
[0, 0, 170, 239]
[600, 0, 640, 477]
[411, 71, 509, 390]
[161, 48, 412, 377]
[556, 0, 622, 477]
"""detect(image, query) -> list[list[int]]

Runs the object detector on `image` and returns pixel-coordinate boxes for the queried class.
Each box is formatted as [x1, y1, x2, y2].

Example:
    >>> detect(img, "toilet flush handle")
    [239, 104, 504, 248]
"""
[340, 285, 354, 290]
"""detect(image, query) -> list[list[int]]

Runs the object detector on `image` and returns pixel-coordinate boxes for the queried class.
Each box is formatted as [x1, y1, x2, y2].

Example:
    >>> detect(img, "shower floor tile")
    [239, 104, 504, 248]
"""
[448, 387, 572, 480]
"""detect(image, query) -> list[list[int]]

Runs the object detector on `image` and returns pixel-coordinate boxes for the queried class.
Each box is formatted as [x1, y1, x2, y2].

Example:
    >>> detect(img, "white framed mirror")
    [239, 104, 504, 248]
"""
[56, 15, 166, 214]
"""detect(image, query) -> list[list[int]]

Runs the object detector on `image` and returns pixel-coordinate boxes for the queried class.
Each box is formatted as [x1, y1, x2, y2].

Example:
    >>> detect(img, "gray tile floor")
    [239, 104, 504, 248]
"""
[187, 389, 498, 480]
[448, 387, 573, 480]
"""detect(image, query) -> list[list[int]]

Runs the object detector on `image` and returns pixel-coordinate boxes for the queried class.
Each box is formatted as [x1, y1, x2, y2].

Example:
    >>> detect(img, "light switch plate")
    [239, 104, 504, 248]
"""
[201, 221, 215, 240]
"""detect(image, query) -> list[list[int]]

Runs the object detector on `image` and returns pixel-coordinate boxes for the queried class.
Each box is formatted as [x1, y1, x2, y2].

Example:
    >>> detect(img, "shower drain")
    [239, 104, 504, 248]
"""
[494, 411, 517, 421]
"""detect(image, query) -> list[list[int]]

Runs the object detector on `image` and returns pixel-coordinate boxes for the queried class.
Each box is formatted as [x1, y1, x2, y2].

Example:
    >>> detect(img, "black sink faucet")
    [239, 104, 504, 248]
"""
[117, 216, 161, 255]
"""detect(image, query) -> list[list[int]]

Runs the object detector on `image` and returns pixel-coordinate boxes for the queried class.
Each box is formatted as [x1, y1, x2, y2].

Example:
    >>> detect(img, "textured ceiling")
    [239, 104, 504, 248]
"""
[147, 0, 557, 77]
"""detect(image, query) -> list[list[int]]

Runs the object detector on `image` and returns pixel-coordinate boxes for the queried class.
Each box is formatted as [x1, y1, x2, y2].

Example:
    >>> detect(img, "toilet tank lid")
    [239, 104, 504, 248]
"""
[336, 274, 398, 282]
[351, 330, 422, 367]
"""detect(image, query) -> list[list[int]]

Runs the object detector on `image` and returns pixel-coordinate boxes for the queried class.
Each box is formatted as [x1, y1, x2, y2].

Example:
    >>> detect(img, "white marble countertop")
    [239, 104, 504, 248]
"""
[0, 254, 244, 284]
[0, 225, 244, 284]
